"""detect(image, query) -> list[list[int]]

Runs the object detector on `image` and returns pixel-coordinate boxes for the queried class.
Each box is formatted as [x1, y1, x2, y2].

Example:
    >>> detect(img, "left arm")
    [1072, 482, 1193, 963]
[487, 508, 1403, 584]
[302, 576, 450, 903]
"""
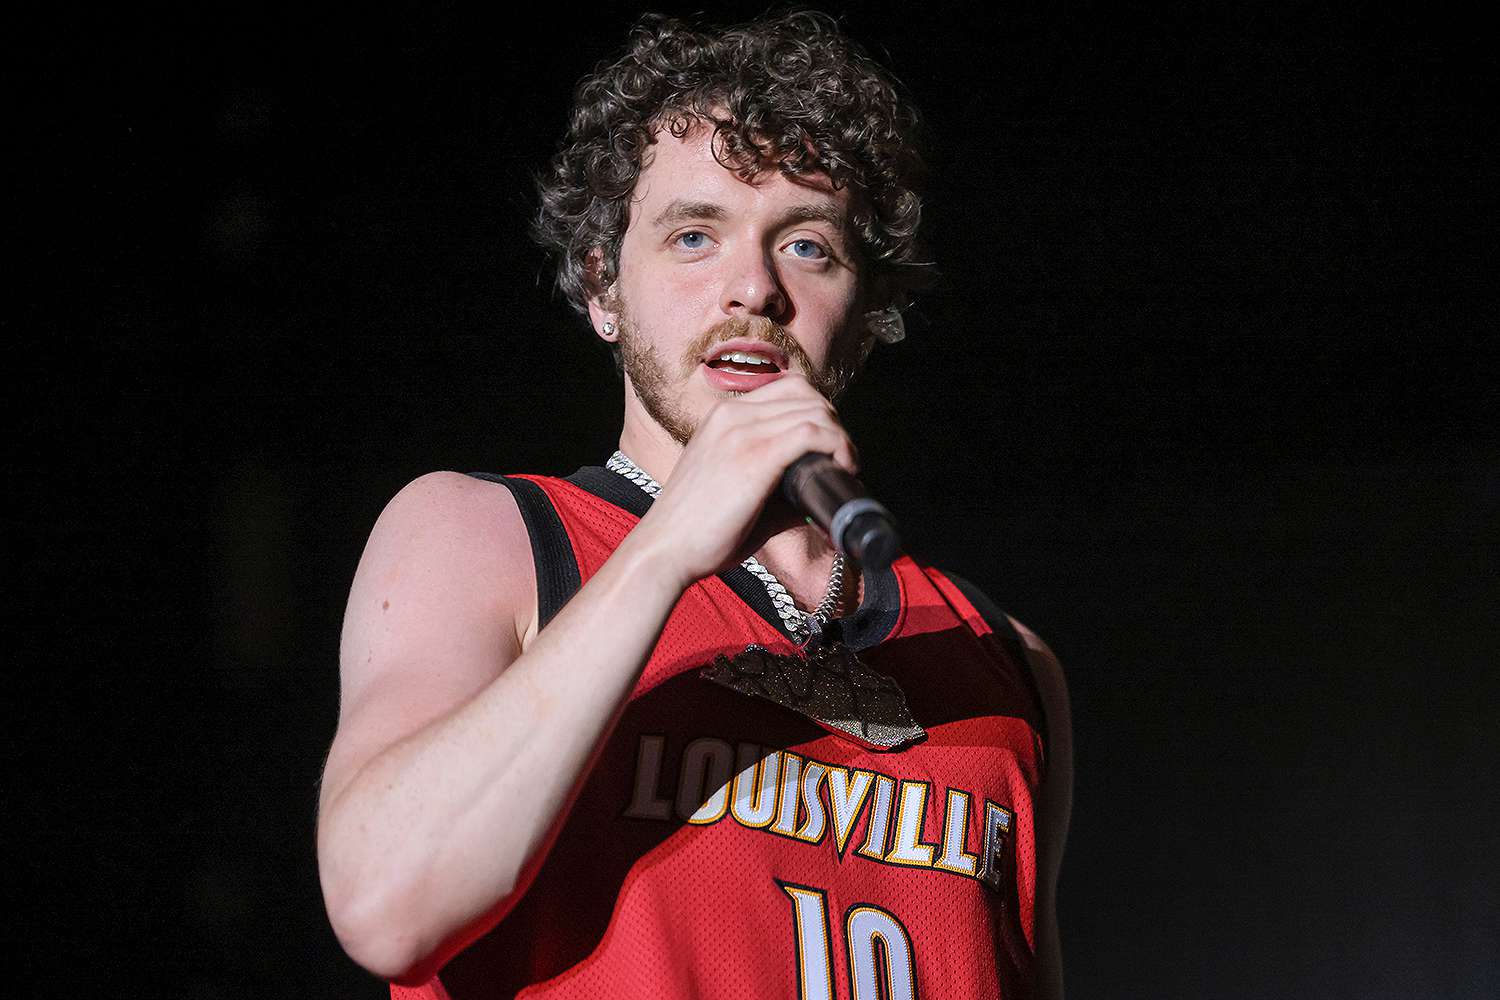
[1009, 617, 1073, 1000]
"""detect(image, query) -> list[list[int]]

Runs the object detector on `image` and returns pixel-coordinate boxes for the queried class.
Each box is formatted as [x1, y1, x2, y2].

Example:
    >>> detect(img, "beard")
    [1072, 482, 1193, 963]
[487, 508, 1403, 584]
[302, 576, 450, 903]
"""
[615, 301, 866, 447]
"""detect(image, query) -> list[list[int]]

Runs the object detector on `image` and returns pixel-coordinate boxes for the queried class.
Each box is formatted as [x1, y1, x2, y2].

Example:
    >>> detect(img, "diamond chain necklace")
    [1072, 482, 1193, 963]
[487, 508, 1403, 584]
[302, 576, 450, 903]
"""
[605, 450, 845, 643]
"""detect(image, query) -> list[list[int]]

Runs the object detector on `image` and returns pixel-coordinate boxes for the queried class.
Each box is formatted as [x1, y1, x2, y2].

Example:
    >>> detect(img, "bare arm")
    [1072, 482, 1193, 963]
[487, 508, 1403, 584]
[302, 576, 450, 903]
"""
[316, 470, 685, 982]
[1011, 617, 1073, 1000]
[315, 375, 859, 983]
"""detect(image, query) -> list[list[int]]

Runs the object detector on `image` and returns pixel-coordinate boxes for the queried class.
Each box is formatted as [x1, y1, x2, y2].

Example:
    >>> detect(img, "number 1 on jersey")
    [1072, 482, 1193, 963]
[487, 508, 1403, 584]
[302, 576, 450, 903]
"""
[779, 881, 917, 1000]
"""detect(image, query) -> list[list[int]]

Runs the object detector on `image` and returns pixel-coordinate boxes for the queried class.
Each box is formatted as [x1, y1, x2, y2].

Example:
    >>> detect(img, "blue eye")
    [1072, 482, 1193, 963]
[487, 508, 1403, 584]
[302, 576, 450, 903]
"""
[787, 239, 828, 260]
[676, 231, 709, 250]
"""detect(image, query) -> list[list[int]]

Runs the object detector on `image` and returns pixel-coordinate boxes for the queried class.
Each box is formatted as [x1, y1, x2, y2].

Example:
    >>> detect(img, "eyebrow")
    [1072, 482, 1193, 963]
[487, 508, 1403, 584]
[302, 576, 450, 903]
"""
[779, 203, 847, 229]
[652, 200, 728, 227]
[651, 198, 848, 231]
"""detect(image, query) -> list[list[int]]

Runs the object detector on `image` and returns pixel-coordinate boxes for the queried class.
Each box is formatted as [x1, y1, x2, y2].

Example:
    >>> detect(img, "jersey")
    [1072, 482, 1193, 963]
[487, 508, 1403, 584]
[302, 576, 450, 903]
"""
[392, 466, 1049, 1000]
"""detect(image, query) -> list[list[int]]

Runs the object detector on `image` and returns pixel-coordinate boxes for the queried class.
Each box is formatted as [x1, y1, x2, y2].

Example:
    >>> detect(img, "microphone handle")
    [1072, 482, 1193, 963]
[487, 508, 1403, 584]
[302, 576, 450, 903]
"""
[779, 453, 901, 570]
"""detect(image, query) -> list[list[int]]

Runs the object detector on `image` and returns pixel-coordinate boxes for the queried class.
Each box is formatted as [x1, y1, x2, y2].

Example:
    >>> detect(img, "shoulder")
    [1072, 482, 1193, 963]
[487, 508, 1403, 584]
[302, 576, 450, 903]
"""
[1002, 616, 1065, 692]
[374, 469, 524, 532]
[925, 568, 1071, 993]
[323, 473, 540, 817]
[366, 470, 531, 570]
[348, 471, 538, 648]
[370, 470, 535, 543]
[922, 564, 1069, 740]
[921, 566, 1032, 655]
[925, 567, 1056, 651]
[946, 566, 1061, 657]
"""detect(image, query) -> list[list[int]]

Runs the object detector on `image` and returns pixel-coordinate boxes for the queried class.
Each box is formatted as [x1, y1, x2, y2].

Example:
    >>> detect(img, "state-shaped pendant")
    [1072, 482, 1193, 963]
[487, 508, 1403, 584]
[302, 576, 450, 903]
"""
[700, 641, 926, 752]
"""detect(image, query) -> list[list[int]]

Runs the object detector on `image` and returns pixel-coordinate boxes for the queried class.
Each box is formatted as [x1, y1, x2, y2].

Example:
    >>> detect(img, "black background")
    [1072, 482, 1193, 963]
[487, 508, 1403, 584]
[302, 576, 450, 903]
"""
[13, 1, 1496, 997]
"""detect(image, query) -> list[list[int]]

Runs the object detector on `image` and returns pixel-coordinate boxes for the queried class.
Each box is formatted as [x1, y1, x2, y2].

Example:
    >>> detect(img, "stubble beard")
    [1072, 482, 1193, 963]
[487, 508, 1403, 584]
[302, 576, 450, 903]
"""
[615, 299, 866, 448]
[618, 325, 698, 447]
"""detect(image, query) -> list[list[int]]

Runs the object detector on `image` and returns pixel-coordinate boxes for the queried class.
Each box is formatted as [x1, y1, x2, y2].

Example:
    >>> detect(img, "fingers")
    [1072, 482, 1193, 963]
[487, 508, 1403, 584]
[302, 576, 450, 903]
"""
[634, 372, 861, 584]
[695, 374, 857, 473]
[745, 409, 860, 477]
[695, 399, 857, 475]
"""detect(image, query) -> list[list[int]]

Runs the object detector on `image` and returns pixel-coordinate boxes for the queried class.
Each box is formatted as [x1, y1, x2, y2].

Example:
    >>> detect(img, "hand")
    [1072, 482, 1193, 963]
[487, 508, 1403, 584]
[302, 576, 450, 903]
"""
[633, 373, 860, 589]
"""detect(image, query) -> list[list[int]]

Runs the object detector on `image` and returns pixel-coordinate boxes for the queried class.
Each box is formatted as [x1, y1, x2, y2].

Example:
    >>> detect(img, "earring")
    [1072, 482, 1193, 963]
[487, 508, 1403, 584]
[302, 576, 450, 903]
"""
[602, 321, 616, 337]
[865, 307, 905, 344]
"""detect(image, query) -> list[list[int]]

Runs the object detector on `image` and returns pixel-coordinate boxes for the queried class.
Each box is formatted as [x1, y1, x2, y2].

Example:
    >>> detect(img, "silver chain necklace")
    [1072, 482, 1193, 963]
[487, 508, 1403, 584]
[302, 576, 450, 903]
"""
[606, 450, 845, 642]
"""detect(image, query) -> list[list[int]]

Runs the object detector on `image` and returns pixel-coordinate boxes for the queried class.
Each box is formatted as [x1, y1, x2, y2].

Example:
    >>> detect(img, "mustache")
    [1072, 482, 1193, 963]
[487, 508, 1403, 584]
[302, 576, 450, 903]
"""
[681, 316, 813, 375]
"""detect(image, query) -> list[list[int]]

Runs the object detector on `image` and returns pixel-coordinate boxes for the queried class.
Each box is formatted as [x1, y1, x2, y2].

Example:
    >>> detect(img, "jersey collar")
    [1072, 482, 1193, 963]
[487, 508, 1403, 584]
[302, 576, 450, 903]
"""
[563, 465, 901, 651]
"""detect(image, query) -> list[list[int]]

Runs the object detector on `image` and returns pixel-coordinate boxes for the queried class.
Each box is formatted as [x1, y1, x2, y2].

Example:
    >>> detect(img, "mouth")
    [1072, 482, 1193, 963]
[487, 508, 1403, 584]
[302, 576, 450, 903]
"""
[699, 339, 789, 392]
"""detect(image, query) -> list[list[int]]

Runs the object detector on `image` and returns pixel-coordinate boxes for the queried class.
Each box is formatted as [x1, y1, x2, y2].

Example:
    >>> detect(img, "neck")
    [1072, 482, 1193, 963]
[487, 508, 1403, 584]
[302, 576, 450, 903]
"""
[616, 404, 683, 487]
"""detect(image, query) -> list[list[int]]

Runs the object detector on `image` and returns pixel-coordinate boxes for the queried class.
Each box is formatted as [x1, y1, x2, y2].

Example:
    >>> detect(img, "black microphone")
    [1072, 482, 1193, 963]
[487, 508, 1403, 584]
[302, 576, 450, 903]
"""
[779, 453, 901, 570]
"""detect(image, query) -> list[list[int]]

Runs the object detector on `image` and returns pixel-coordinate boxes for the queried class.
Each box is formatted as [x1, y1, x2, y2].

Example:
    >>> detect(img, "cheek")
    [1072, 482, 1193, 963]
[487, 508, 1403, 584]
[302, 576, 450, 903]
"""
[633, 271, 717, 329]
[796, 283, 864, 356]
[632, 282, 703, 329]
[620, 274, 716, 362]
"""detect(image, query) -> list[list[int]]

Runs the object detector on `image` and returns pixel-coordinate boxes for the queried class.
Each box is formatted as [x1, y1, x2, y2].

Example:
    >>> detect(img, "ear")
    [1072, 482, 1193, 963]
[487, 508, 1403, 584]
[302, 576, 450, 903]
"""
[587, 296, 619, 344]
[860, 273, 905, 346]
[584, 247, 619, 343]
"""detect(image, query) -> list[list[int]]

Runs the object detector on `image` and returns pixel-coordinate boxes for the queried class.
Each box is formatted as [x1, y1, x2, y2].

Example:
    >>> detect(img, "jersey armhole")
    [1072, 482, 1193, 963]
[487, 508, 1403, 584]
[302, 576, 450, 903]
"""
[927, 568, 1049, 753]
[466, 473, 582, 630]
[933, 567, 1072, 995]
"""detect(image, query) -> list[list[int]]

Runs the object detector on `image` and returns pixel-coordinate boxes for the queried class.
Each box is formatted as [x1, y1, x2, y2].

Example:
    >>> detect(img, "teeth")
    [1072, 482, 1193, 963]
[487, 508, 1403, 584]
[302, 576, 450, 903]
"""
[717, 351, 773, 366]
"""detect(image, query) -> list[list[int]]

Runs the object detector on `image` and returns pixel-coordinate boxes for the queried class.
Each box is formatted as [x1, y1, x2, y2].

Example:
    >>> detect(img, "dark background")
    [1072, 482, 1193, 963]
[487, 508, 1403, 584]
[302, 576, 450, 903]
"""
[13, 1, 1496, 996]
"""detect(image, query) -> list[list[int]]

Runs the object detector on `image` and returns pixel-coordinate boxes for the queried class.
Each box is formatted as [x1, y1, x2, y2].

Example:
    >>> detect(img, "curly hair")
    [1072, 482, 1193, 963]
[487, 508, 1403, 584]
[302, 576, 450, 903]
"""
[532, 9, 932, 324]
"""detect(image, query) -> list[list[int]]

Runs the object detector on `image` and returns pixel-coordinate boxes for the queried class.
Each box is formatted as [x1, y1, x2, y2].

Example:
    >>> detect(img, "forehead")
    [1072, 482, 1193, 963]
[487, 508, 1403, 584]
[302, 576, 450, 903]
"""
[627, 123, 851, 230]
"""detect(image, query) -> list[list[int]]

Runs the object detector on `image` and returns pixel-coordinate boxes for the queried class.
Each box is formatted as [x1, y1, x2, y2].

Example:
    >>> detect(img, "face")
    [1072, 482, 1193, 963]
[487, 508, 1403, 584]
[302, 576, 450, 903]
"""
[590, 121, 875, 446]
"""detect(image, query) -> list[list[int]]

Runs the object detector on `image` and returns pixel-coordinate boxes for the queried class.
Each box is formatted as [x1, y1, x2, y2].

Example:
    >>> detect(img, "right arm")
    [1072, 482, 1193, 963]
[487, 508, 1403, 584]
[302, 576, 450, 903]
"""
[315, 375, 857, 984]
[316, 469, 687, 982]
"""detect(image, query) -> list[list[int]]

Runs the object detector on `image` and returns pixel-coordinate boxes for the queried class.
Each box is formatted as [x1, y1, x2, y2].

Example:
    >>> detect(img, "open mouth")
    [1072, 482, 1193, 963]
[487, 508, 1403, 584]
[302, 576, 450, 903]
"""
[704, 350, 783, 376]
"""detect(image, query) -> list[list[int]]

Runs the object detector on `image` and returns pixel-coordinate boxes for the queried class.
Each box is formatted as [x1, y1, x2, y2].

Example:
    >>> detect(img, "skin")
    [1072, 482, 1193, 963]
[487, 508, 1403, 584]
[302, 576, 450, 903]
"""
[316, 123, 874, 983]
[317, 120, 1068, 996]
[591, 120, 881, 602]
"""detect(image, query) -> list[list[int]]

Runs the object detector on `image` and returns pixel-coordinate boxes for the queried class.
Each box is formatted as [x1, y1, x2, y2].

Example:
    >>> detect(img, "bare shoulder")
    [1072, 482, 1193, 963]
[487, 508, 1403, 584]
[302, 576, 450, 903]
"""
[344, 471, 537, 654]
[367, 470, 530, 559]
[322, 471, 537, 806]
[1001, 614, 1069, 743]
[930, 567, 1064, 675]
[361, 470, 531, 588]
[1006, 615, 1062, 668]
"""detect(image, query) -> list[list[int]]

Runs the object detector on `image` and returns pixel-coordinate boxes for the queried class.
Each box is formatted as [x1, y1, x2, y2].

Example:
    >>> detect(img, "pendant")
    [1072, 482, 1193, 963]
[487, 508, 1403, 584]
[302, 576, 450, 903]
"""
[700, 641, 926, 752]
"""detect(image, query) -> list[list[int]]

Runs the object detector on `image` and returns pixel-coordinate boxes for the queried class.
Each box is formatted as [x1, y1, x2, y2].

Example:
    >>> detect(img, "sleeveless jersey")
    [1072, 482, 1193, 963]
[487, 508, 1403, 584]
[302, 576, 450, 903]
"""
[393, 467, 1048, 1000]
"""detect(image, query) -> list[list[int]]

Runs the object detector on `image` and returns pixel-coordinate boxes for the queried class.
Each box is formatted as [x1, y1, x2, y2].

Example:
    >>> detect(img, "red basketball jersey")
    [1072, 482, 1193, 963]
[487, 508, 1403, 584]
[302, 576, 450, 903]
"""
[392, 467, 1048, 999]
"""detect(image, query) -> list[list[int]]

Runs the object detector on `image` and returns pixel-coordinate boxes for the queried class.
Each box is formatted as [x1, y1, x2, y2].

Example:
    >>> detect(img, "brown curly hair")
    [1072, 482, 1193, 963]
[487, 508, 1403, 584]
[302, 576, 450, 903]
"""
[532, 9, 933, 325]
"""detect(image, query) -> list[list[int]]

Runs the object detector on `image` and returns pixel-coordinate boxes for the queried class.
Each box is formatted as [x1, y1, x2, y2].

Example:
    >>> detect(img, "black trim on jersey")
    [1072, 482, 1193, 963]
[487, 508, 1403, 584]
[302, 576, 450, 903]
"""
[834, 562, 901, 653]
[942, 570, 1048, 749]
[466, 473, 581, 630]
[563, 465, 901, 650]
[565, 465, 651, 518]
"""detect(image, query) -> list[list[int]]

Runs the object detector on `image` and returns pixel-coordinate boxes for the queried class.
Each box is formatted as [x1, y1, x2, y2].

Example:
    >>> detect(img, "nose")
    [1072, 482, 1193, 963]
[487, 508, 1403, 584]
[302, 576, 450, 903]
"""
[719, 244, 787, 320]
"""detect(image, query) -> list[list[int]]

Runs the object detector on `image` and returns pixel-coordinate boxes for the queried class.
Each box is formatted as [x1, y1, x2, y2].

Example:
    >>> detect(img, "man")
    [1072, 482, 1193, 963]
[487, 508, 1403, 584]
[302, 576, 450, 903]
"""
[317, 11, 1071, 999]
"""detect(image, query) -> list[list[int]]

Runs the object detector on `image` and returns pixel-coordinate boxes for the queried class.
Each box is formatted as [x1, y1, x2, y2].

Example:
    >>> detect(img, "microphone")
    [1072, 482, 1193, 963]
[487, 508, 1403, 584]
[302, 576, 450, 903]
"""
[779, 453, 901, 571]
